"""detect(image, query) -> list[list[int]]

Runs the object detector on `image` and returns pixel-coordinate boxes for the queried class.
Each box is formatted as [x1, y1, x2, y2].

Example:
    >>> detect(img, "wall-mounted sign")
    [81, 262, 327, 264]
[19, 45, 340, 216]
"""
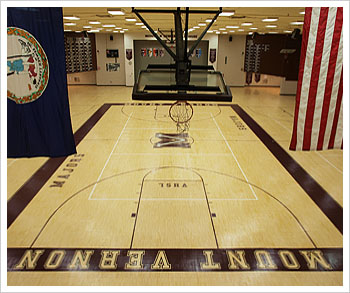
[106, 49, 119, 58]
[141, 48, 146, 57]
[126, 49, 132, 60]
[106, 63, 120, 72]
[147, 48, 153, 57]
[209, 48, 216, 63]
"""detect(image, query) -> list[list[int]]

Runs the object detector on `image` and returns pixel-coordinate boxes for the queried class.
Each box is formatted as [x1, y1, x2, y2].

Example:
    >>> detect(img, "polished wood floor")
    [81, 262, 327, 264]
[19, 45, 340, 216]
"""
[7, 85, 343, 286]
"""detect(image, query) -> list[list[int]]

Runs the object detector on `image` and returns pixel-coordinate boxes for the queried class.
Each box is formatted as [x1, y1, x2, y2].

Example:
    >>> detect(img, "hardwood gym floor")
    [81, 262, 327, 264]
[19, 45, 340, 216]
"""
[6, 85, 343, 286]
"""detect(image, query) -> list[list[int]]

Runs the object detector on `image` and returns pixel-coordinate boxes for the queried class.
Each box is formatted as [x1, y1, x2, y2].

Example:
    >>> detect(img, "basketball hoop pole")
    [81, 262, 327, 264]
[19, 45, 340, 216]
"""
[132, 7, 222, 87]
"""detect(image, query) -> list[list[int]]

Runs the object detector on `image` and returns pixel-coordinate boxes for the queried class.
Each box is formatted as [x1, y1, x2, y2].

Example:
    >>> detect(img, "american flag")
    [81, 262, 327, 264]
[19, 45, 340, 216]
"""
[290, 7, 343, 151]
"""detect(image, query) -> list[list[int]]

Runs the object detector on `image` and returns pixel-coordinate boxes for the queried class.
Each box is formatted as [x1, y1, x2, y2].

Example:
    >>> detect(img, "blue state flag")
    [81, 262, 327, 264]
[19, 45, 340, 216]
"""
[7, 7, 76, 157]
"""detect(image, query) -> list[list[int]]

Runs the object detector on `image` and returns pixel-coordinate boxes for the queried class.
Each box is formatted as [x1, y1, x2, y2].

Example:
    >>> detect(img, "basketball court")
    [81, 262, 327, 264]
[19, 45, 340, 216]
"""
[4, 4, 346, 289]
[6, 86, 343, 285]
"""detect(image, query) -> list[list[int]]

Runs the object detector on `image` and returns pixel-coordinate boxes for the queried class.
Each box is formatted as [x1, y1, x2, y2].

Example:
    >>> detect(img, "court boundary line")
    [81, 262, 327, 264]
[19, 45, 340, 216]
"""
[7, 104, 112, 228]
[7, 103, 343, 237]
[211, 113, 258, 200]
[232, 105, 343, 234]
[88, 112, 133, 200]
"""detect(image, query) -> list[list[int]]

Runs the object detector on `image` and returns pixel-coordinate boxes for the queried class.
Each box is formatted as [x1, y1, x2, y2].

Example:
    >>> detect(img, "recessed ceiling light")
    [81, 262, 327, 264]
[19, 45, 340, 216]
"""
[265, 25, 277, 28]
[113, 31, 119, 33]
[238, 29, 244, 32]
[222, 32, 228, 34]
[241, 23, 253, 26]
[262, 18, 278, 22]
[123, 28, 128, 31]
[107, 9, 125, 15]
[284, 30, 293, 33]
[105, 29, 112, 32]
[299, 11, 305, 15]
[83, 26, 92, 29]
[142, 26, 146, 28]
[88, 30, 100, 33]
[64, 23, 76, 26]
[220, 11, 235, 17]
[208, 30, 213, 33]
[226, 26, 239, 29]
[115, 27, 122, 30]
[229, 30, 235, 33]
[75, 31, 82, 33]
[290, 21, 304, 25]
[125, 18, 137, 22]
[63, 16, 80, 20]
[64, 29, 72, 32]
[219, 28, 226, 31]
[216, 32, 221, 34]
[250, 27, 258, 30]
[120, 31, 125, 33]
[136, 23, 143, 25]
[89, 21, 101, 25]
[205, 19, 212, 23]
[102, 24, 115, 27]
[198, 23, 206, 26]
[193, 26, 200, 29]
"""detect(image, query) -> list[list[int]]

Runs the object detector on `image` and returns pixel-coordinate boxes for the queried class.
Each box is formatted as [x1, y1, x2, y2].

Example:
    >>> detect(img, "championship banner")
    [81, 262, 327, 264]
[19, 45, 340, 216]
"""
[290, 7, 343, 151]
[7, 7, 76, 157]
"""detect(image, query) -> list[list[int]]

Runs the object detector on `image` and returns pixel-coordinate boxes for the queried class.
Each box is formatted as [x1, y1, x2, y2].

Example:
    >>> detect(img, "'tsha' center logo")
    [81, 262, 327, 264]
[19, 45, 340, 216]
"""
[7, 27, 49, 104]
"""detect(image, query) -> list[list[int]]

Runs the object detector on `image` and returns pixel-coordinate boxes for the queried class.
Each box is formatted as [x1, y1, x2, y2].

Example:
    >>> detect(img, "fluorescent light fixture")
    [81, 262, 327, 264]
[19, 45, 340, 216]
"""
[220, 11, 235, 16]
[136, 23, 143, 25]
[226, 25, 239, 29]
[75, 31, 82, 33]
[238, 29, 244, 32]
[262, 18, 278, 22]
[63, 16, 80, 20]
[284, 30, 293, 33]
[248, 32, 253, 35]
[193, 26, 200, 29]
[250, 27, 258, 30]
[207, 30, 213, 33]
[290, 21, 304, 25]
[229, 30, 235, 33]
[113, 31, 119, 33]
[64, 23, 76, 26]
[88, 30, 100, 33]
[265, 25, 277, 28]
[299, 11, 305, 15]
[123, 28, 128, 31]
[83, 26, 92, 28]
[219, 28, 226, 31]
[120, 31, 125, 33]
[206, 19, 216, 23]
[107, 9, 125, 15]
[222, 32, 228, 34]
[102, 24, 115, 27]
[125, 18, 137, 22]
[188, 28, 194, 32]
[105, 29, 112, 32]
[198, 23, 206, 26]
[241, 22, 253, 26]
[216, 31, 220, 34]
[142, 26, 146, 28]
[89, 21, 101, 24]
[115, 27, 122, 30]
[268, 32, 278, 34]
[64, 29, 72, 32]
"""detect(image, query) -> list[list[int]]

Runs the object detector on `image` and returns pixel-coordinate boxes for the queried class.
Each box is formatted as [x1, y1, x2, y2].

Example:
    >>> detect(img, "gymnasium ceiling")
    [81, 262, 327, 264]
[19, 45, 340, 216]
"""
[62, 7, 305, 35]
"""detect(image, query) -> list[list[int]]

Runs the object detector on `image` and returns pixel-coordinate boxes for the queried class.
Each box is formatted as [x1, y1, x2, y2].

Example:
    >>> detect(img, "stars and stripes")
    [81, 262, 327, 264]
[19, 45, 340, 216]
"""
[290, 7, 343, 150]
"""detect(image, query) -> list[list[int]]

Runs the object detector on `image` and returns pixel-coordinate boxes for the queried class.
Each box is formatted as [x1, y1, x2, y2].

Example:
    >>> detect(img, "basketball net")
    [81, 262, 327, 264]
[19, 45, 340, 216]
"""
[169, 100, 193, 133]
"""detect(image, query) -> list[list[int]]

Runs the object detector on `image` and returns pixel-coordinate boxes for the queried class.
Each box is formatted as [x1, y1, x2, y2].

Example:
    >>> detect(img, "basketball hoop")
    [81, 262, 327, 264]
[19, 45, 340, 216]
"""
[169, 100, 193, 133]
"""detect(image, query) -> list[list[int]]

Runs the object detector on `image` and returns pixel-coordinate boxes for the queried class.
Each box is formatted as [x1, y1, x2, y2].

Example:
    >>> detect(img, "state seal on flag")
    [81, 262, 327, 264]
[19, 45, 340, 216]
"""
[7, 27, 49, 104]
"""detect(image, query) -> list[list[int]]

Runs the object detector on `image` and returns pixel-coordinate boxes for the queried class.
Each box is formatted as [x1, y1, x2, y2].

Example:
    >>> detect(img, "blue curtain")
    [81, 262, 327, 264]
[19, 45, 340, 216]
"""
[7, 7, 76, 157]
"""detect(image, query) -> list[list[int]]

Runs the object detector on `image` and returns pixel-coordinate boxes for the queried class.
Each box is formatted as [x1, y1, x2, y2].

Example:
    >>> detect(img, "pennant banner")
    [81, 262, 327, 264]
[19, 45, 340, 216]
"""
[7, 7, 76, 157]
[290, 7, 343, 150]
